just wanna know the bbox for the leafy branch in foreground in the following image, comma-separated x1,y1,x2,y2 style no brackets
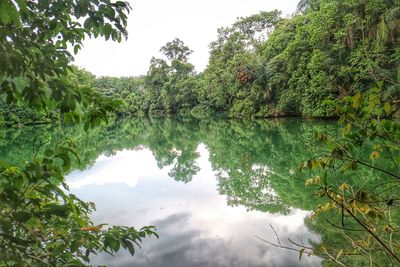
0,140,157,266
0,0,131,125
0,1,158,265
256,83,400,266
256,224,347,266
300,82,400,265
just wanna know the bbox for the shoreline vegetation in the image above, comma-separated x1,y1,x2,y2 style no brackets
0,104,340,128
0,0,399,266
2,0,399,126
1,110,338,127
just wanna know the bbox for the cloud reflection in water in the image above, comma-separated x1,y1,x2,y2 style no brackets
67,145,321,267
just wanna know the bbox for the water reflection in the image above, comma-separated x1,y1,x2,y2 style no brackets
68,149,164,189
67,145,321,266
0,118,336,266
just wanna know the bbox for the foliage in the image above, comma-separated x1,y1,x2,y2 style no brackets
142,38,198,116
0,0,130,126
7,0,397,120
92,0,399,119
94,75,146,115
255,0,399,117
0,1,158,266
0,66,98,126
299,84,400,265
197,11,282,117
0,141,157,265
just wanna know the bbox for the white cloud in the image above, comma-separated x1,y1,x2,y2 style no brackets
66,149,170,189
68,144,321,266
73,0,299,77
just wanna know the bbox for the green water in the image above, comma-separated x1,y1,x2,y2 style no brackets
0,117,339,266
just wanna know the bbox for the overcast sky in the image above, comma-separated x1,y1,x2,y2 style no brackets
73,0,299,77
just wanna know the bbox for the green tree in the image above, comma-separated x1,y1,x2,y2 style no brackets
88,0,399,120
160,38,193,62
0,0,131,125
143,39,197,115
199,11,282,117
0,1,157,266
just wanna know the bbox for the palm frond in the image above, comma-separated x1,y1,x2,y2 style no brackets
377,17,389,44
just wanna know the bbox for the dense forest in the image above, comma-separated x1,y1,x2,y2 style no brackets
91,0,400,118
1,0,400,266
3,0,399,125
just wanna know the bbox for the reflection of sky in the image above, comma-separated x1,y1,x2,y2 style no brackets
66,145,322,267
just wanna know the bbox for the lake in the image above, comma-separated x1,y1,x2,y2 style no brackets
0,117,337,266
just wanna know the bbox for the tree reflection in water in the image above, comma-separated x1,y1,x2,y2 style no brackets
1,117,385,265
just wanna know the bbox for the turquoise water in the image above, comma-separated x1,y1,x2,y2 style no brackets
0,118,333,266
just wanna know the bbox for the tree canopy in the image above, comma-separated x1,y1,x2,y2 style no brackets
80,0,400,119
0,1,157,266
0,0,131,125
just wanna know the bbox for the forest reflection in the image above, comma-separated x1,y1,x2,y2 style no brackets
0,117,333,213
1,117,363,266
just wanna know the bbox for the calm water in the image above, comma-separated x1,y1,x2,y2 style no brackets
0,117,336,266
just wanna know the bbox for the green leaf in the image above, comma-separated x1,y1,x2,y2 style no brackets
0,1,12,24
44,204,71,217
352,92,362,109
114,1,127,7
73,44,80,55
126,241,135,255
0,0,22,27
84,18,93,29
102,24,112,41
70,240,80,253
384,102,391,115
105,236,120,252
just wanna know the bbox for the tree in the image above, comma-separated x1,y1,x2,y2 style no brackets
143,39,196,115
0,1,157,266
90,0,399,120
160,38,193,62
0,0,130,125
199,11,282,117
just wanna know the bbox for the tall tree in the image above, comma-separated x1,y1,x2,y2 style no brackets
144,39,196,115
160,38,193,62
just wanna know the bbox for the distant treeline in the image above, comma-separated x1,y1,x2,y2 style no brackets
2,0,399,124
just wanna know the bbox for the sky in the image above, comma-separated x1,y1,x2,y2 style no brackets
73,0,299,77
